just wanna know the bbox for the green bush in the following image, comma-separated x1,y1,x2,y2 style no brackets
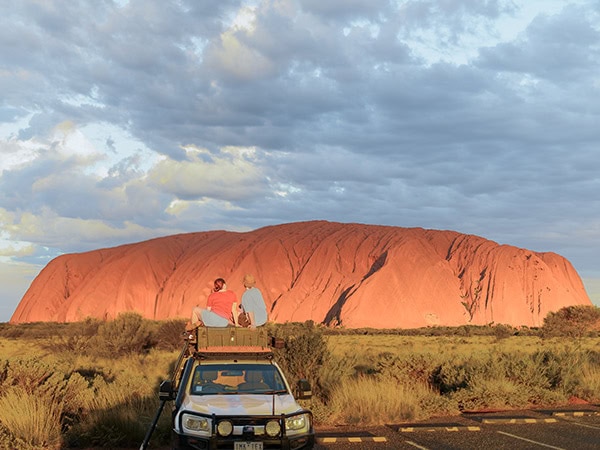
430,359,475,394
269,321,332,401
40,316,184,356
542,305,600,338
493,324,516,340
153,319,188,351
375,353,438,385
91,312,154,358
42,317,101,354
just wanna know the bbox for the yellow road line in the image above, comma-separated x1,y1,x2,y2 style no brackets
316,436,388,443
399,426,480,432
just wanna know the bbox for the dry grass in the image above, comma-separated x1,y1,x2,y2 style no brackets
0,340,177,449
328,376,439,425
326,334,600,359
0,387,64,449
319,334,600,424
0,323,599,447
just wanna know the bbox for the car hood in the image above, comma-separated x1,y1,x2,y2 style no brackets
181,393,302,416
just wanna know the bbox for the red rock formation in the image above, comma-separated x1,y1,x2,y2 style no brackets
10,221,592,328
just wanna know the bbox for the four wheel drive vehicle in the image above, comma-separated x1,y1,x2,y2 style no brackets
143,327,315,450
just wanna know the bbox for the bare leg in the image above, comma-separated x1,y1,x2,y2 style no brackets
186,307,205,331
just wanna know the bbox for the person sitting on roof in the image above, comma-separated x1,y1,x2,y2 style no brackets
187,278,238,331
238,274,268,328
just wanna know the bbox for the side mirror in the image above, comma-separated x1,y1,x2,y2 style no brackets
159,380,175,401
295,379,312,400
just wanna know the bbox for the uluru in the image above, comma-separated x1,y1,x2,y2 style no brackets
10,221,591,328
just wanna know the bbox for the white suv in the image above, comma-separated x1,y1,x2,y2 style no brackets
157,328,315,450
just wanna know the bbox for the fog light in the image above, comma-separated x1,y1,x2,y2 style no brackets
217,420,233,437
265,419,280,437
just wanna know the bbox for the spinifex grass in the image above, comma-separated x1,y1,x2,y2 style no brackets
0,340,177,449
0,319,599,447
328,375,439,424
0,387,64,450
321,334,600,424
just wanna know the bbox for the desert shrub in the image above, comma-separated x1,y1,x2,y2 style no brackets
269,321,332,401
375,353,438,385
514,325,539,336
430,359,479,394
428,349,600,409
527,349,594,395
42,317,185,355
42,318,102,354
0,322,25,338
324,324,531,337
531,348,600,399
449,376,541,411
494,352,550,391
460,353,568,408
0,357,53,395
91,312,153,357
65,358,172,448
493,324,516,340
542,305,600,338
0,322,73,340
153,319,188,351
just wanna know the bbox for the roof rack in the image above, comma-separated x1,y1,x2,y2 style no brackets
186,327,283,354
195,347,274,360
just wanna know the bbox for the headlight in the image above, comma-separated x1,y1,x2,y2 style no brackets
265,419,281,437
217,420,233,437
286,413,308,432
182,413,210,436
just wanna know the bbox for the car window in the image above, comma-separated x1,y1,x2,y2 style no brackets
191,364,287,395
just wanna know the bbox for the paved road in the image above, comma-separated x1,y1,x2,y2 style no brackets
314,406,600,449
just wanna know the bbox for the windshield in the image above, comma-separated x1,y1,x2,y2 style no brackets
191,363,288,395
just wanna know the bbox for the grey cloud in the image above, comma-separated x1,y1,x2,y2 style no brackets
0,149,171,229
299,0,393,22
476,5,600,81
0,0,599,316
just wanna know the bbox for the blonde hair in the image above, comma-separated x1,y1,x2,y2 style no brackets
243,274,256,288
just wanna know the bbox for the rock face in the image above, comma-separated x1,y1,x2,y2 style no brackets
10,221,592,328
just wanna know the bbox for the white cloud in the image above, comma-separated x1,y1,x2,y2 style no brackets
148,145,267,201
0,206,173,252
0,241,35,258
0,0,599,321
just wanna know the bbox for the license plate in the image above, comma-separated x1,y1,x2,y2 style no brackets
234,442,263,450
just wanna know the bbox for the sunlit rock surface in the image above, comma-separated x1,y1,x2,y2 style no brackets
11,221,591,328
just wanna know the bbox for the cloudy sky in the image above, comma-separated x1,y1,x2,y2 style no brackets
1,0,599,322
